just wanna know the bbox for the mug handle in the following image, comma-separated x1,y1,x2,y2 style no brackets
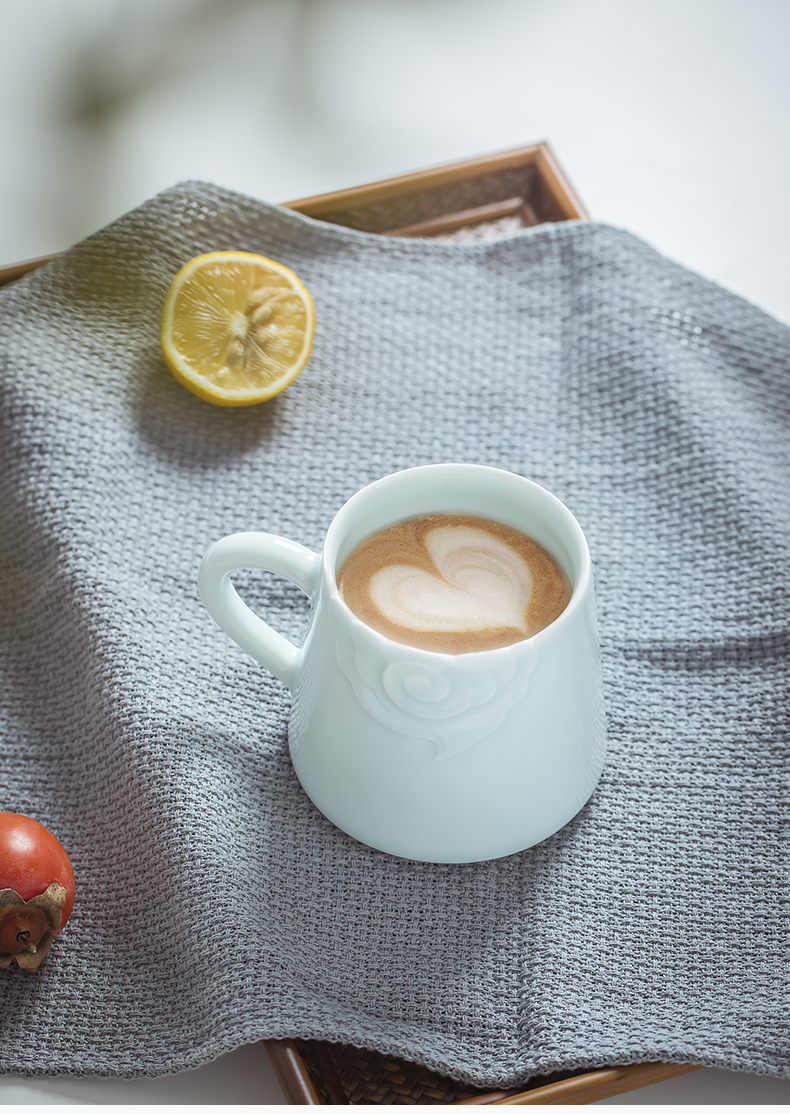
198,532,321,691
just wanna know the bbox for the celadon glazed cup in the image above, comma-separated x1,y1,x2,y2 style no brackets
198,464,606,863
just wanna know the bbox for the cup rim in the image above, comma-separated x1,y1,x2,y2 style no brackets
321,463,592,658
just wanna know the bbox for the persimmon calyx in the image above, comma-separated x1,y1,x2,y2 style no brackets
0,884,68,970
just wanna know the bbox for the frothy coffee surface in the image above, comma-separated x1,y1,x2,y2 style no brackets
337,513,571,653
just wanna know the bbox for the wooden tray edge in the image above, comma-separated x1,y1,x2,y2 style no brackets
282,141,588,222
486,1061,703,1106
0,251,60,288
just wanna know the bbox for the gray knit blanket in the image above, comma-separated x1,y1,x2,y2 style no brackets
0,182,788,1086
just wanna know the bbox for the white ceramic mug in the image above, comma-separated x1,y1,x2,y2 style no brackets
198,464,606,862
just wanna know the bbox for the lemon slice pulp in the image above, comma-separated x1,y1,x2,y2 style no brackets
160,250,315,406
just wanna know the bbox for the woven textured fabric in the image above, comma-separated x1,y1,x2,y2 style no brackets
0,183,788,1086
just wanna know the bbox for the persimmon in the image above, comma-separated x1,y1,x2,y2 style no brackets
0,812,75,970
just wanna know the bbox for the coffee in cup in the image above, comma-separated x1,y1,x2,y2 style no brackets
337,513,571,654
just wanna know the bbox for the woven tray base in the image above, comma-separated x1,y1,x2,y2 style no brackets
295,1040,578,1105
298,1040,493,1104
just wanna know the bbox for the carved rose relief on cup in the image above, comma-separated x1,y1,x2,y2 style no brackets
332,601,539,761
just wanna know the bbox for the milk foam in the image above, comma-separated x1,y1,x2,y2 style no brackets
337,512,571,653
368,525,533,633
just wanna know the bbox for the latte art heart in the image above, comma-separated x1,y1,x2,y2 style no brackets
369,527,533,633
337,512,571,654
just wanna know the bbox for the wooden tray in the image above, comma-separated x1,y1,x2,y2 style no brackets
263,1039,701,1105
0,143,700,1103
0,142,586,288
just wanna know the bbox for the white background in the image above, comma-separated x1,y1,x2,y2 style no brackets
1,0,789,1104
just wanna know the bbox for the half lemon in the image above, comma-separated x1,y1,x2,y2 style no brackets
160,250,315,406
